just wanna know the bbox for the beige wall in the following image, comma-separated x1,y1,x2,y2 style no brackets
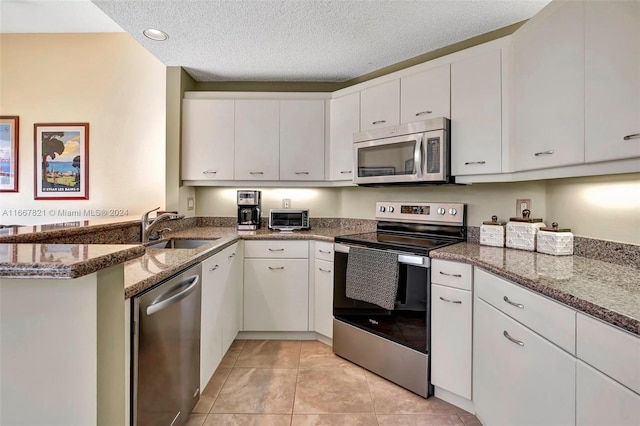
0,33,166,225
196,173,640,245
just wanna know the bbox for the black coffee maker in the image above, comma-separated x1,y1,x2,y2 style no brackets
237,190,261,230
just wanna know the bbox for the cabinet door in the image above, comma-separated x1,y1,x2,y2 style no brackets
234,100,279,180
200,250,231,390
511,1,585,171
585,0,640,162
576,360,640,426
400,64,450,123
473,298,575,426
182,99,234,180
329,92,360,181
431,284,471,399
221,243,242,353
244,258,309,331
314,259,333,338
280,100,325,180
451,50,503,175
360,80,400,131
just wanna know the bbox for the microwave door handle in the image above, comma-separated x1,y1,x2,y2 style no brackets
414,134,424,180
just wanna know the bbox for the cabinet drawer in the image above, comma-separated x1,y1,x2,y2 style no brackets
431,259,472,290
314,242,334,261
475,268,576,354
577,313,640,394
244,240,309,258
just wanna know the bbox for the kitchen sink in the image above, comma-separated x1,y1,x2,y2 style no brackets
146,239,215,249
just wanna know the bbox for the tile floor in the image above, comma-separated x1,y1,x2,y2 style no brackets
188,340,481,426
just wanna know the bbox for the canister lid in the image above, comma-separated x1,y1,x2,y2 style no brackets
482,215,505,225
509,209,543,223
540,222,572,232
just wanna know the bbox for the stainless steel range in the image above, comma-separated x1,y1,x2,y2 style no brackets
333,201,466,398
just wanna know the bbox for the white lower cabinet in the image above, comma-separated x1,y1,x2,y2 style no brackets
221,242,243,353
576,360,640,426
473,297,576,426
314,258,333,338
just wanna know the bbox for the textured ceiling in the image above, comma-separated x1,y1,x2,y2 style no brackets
2,0,551,82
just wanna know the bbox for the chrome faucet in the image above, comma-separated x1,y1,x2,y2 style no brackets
141,207,183,242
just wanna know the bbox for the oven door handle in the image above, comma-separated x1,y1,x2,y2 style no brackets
398,254,429,268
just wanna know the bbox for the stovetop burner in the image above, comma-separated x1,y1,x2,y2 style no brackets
335,231,457,256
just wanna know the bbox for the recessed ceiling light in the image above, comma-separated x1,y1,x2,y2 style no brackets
143,29,168,41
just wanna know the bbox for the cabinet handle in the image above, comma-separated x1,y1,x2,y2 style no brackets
209,265,220,271
268,248,284,252
249,171,264,175
319,249,332,254
415,110,432,116
464,161,486,165
203,170,217,175
319,268,332,273
295,171,309,175
268,266,285,270
439,271,462,278
372,120,386,125
228,253,236,259
340,170,352,174
534,150,554,156
503,330,524,346
503,296,524,309
439,296,462,304
623,133,640,140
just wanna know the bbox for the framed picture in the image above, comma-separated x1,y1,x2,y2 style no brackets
34,123,89,200
0,116,19,192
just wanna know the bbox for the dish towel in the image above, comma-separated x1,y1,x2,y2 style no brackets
346,246,399,310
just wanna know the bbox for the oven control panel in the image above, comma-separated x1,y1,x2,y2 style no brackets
375,202,465,226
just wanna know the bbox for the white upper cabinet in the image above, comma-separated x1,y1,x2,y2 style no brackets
279,100,325,181
234,100,280,180
400,64,451,123
329,92,360,181
511,1,585,171
360,80,400,131
451,49,503,176
585,0,640,162
182,99,235,180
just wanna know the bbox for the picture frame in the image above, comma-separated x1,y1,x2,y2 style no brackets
34,123,89,200
0,116,19,192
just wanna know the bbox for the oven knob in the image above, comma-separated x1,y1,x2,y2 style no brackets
449,208,457,215
388,206,395,213
437,207,446,215
379,206,386,213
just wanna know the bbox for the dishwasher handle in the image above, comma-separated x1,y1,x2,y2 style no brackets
146,275,200,316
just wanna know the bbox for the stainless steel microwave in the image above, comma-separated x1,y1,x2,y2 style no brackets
268,209,310,231
353,118,451,185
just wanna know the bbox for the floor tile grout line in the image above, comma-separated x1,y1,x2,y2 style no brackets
363,368,381,425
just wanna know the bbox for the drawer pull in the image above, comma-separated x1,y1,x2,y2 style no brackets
268,248,285,252
319,268,332,273
295,171,309,175
439,271,462,278
415,110,433,116
228,253,236,259
340,171,352,174
203,170,217,175
503,330,524,346
534,150,554,156
503,296,524,309
209,265,220,271
623,133,639,140
464,161,486,165
249,171,264,175
268,266,285,270
318,249,332,254
372,120,386,125
439,296,462,304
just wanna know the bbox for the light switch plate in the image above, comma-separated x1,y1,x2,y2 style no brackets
516,199,531,216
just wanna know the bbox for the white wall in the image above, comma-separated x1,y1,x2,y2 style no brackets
195,173,640,245
0,33,166,225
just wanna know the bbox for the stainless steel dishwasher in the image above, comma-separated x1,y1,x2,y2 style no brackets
132,263,202,426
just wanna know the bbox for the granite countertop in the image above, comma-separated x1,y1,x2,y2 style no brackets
0,243,145,279
431,243,640,336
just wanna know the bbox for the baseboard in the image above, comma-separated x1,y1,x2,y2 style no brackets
236,331,318,340
434,386,475,414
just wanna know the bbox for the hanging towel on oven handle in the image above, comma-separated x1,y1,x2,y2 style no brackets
345,246,399,310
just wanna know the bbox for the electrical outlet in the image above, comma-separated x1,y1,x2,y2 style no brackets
516,199,531,217
282,198,291,208
187,197,195,211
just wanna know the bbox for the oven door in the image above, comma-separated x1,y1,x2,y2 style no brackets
333,243,431,353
